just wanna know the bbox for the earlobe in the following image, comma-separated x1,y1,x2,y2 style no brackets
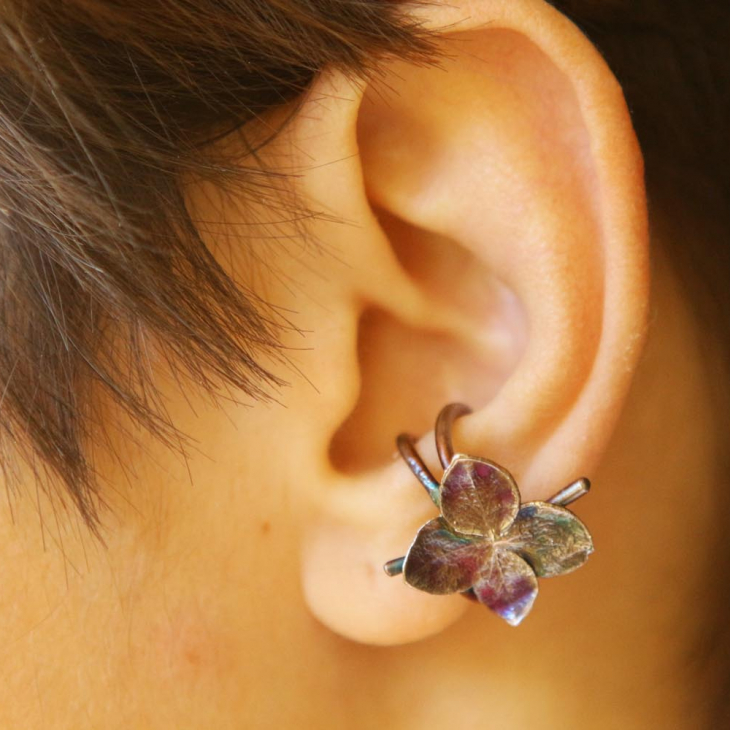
297,0,649,645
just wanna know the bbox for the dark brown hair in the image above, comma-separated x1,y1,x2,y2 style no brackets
0,0,440,537
0,0,728,718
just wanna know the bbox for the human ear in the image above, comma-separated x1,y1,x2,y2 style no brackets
294,0,650,645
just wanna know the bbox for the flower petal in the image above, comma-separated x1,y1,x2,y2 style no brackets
505,501,594,577
403,517,490,595
472,548,538,626
440,456,520,537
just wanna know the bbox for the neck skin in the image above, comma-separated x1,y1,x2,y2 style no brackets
0,217,719,728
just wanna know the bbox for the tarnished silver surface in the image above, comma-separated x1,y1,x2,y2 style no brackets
440,456,519,538
472,548,538,627
385,403,595,626
404,516,489,594
505,501,593,578
398,453,594,625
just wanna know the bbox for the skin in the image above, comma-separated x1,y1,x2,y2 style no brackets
0,1,721,727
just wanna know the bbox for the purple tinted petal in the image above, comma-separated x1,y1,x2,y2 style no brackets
440,457,520,537
505,502,594,577
472,548,538,626
403,517,490,595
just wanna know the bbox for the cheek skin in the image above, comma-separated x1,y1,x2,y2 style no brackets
127,590,243,724
147,603,223,682
90,351,318,721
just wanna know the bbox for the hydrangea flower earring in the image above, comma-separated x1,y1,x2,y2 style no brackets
383,403,594,626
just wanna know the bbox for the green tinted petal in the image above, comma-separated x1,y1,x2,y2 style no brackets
403,517,489,595
505,502,594,577
440,456,520,537
472,548,538,626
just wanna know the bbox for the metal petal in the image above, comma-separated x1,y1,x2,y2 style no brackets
440,456,520,538
472,548,538,626
403,517,490,595
504,501,594,577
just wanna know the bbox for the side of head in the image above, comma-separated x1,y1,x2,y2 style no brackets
0,1,727,728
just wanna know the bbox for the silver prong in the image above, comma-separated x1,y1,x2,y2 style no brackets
548,478,591,507
383,557,405,577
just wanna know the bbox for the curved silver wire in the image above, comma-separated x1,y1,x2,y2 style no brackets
434,402,473,469
396,433,440,507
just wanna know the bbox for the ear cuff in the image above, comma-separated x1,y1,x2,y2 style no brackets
383,403,594,626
